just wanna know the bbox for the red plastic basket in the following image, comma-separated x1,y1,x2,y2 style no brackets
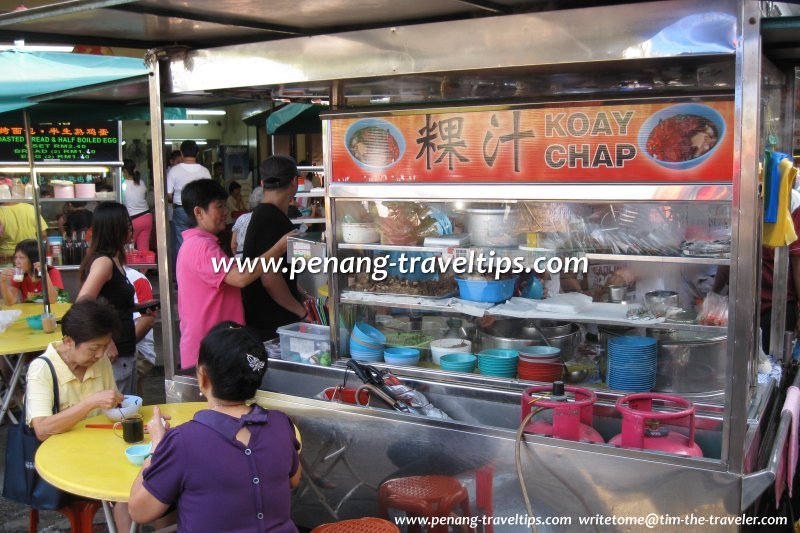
126,250,156,265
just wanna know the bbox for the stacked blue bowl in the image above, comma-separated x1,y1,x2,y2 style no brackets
477,349,519,378
349,322,386,362
607,336,657,392
439,353,477,373
384,347,420,366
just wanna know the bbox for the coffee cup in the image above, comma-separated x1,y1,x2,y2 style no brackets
113,414,144,443
12,267,24,283
41,312,57,334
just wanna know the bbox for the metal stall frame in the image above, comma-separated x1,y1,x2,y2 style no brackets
148,0,790,526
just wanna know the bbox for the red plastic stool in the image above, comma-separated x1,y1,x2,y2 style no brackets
29,500,102,533
311,517,400,532
379,475,473,533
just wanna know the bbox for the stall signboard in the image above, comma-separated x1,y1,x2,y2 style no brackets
0,122,120,162
330,100,734,183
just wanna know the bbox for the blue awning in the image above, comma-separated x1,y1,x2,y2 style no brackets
0,50,148,113
266,103,324,135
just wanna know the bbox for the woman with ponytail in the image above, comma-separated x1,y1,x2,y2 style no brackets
122,158,152,254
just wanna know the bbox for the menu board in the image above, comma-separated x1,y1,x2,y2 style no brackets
0,122,120,162
329,99,734,184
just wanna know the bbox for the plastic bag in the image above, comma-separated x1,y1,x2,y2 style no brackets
697,291,728,326
372,202,440,246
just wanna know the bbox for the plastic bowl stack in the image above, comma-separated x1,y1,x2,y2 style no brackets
477,349,519,378
349,322,386,362
517,346,563,382
430,338,472,365
439,353,477,373
383,347,420,366
607,336,657,392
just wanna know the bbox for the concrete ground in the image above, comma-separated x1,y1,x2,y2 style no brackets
0,365,167,532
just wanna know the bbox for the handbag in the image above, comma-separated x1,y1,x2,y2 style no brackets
2,356,70,510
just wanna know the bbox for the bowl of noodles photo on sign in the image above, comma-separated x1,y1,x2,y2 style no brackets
638,103,726,170
345,118,406,171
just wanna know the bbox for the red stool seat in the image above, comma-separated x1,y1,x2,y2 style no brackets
311,517,400,532
379,475,472,533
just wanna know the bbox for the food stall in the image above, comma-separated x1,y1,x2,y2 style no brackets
139,0,796,529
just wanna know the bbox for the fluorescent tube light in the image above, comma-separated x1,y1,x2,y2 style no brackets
0,166,109,173
186,109,226,116
164,119,208,125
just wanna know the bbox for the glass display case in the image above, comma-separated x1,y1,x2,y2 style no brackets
332,198,731,400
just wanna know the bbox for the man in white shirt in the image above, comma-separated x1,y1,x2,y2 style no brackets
166,140,211,251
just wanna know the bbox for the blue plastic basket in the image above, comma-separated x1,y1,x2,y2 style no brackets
455,276,517,303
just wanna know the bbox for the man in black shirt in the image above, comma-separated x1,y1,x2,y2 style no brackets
242,155,308,340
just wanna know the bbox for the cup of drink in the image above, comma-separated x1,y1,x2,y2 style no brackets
12,268,24,283
41,313,57,334
114,414,145,443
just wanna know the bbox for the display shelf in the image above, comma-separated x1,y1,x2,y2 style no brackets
39,197,106,203
0,198,32,203
55,263,156,271
583,253,730,266
338,244,730,266
291,217,326,224
340,291,727,334
295,189,325,198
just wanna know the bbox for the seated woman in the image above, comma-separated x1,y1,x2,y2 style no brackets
1,239,64,306
25,299,123,441
129,322,302,532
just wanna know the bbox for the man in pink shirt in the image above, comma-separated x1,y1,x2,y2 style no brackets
177,179,290,369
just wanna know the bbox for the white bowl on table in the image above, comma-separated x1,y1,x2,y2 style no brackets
430,338,472,365
102,395,142,422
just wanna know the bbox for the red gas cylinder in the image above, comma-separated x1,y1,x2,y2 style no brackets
609,393,703,457
521,381,605,443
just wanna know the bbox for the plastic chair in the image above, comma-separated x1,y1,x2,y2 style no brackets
311,517,400,532
378,475,472,533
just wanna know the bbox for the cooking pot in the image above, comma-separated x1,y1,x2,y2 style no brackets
465,206,519,247
645,329,727,394
478,318,581,360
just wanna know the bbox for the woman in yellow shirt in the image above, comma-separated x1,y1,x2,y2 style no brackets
25,299,123,442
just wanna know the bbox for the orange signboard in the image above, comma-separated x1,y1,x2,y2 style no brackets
329,100,734,183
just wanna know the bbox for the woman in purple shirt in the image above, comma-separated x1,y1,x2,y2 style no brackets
128,322,302,531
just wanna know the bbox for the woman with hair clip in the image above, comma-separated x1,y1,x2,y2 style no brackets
129,321,302,532
0,239,63,305
122,158,152,254
78,202,145,395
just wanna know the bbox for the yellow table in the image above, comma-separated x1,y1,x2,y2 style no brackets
36,402,206,533
0,303,70,424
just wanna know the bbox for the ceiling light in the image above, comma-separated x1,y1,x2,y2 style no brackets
165,139,207,145
0,166,109,173
186,109,226,116
163,119,208,125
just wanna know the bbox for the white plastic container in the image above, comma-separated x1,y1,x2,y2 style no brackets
74,183,96,198
277,322,331,364
53,182,75,199
430,338,472,365
341,222,380,244
465,206,519,246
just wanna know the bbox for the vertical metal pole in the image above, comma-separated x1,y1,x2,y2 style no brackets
326,80,343,359
726,0,761,476
22,110,49,315
145,50,176,381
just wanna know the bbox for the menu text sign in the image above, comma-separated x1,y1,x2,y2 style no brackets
0,122,120,162
329,100,734,183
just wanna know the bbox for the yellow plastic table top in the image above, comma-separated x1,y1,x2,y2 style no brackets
0,303,71,356
35,402,207,503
